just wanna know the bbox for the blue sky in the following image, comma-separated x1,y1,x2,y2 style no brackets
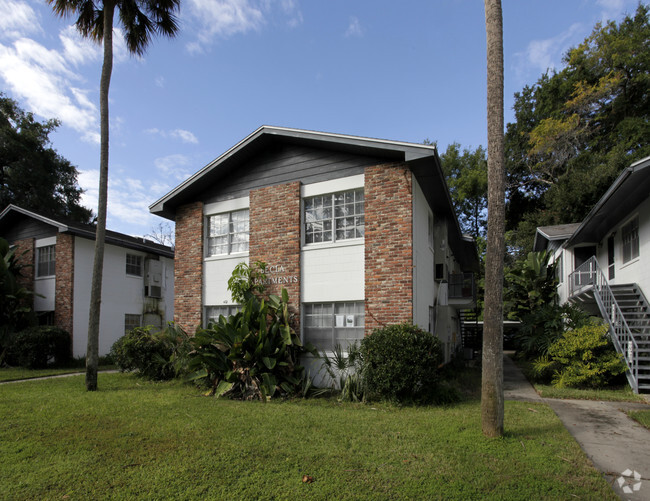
0,0,642,238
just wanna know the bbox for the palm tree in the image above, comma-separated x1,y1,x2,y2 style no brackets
481,0,506,437
47,0,181,390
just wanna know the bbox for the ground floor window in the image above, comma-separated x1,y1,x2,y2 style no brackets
124,314,142,334
204,305,241,327
303,301,364,351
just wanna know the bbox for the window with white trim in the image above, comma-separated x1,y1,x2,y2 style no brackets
303,302,365,351
304,189,364,244
622,217,639,264
204,305,241,327
207,209,250,256
36,245,56,277
124,314,142,334
126,253,143,276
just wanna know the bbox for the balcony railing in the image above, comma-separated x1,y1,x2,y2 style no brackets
449,272,475,299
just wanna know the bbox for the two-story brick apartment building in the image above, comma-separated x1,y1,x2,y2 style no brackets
150,126,478,362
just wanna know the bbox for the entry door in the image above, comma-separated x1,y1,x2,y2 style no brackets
574,246,597,287
607,236,615,280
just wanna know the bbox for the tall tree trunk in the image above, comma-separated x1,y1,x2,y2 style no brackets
86,1,115,391
481,0,505,437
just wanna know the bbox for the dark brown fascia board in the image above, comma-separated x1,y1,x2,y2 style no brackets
149,125,437,220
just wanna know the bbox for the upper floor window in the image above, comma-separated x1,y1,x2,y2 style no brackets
126,254,143,276
207,209,250,256
622,217,639,264
36,245,56,277
304,189,364,244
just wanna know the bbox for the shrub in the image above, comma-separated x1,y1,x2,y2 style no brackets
359,323,443,403
185,289,315,400
533,323,627,389
5,326,71,369
320,343,365,402
111,324,188,380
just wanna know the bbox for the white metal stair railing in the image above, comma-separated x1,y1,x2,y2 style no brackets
568,256,639,393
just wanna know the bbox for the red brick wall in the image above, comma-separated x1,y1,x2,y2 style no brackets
12,238,34,290
54,233,74,336
249,182,301,318
174,202,204,331
364,163,413,334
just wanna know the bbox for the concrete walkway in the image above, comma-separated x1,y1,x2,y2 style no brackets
504,354,650,500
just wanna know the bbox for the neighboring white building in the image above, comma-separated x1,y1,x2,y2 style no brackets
534,156,650,393
0,205,175,358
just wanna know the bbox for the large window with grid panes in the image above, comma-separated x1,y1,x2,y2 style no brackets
36,245,56,277
303,302,364,351
207,209,250,256
304,189,364,244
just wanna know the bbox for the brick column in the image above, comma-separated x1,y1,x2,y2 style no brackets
249,182,301,319
364,163,413,334
174,202,203,331
54,233,75,337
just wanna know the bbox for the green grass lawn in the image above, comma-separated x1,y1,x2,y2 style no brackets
627,409,650,429
0,366,115,382
0,373,616,500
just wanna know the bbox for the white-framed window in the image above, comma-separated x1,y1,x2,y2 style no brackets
622,216,639,264
204,305,241,327
555,253,564,284
126,254,143,276
428,212,434,248
124,314,142,334
303,302,365,351
207,209,250,256
36,245,56,277
304,189,364,244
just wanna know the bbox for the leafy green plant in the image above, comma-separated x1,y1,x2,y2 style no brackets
320,343,365,402
110,324,189,380
505,250,558,319
359,323,443,403
186,289,315,400
227,260,266,304
4,326,71,369
533,324,627,389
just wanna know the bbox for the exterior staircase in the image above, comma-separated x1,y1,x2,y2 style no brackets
569,257,650,393
610,284,650,392
459,308,481,358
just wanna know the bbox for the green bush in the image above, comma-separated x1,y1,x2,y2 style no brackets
111,324,188,380
533,324,627,389
5,326,71,369
185,289,314,400
359,323,443,403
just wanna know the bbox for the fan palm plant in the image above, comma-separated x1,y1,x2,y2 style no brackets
47,0,181,390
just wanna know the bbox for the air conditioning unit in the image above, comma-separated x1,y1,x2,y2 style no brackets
145,259,163,298
435,263,448,282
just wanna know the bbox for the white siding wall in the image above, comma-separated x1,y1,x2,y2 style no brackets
33,236,56,312
72,238,173,358
204,256,248,305
412,177,435,331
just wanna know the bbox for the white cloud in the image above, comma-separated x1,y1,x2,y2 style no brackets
59,25,100,66
345,16,363,38
280,0,303,28
145,127,199,144
185,0,264,52
154,154,193,182
154,75,165,88
0,0,41,39
512,23,583,83
0,37,99,142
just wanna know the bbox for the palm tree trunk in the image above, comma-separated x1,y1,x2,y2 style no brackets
86,0,115,391
481,0,505,437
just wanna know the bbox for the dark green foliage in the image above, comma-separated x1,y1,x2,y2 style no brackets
320,343,365,402
359,323,443,403
0,94,92,223
505,250,558,319
111,324,189,380
5,326,71,369
0,237,36,364
185,289,313,400
533,324,627,389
